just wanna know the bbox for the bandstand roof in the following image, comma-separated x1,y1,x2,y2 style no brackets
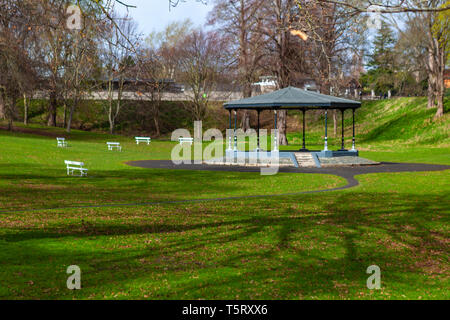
224,86,361,110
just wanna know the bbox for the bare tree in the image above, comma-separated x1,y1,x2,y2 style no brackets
0,36,36,130
0,0,38,130
35,0,75,127
257,0,301,145
208,0,266,131
320,0,450,14
387,0,449,118
65,10,101,133
176,30,231,121
146,18,194,51
136,50,171,137
295,1,368,134
101,12,138,134
139,20,196,136
323,0,449,118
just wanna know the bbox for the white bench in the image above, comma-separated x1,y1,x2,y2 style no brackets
179,137,194,145
107,142,122,151
65,160,88,177
135,137,151,145
57,137,67,147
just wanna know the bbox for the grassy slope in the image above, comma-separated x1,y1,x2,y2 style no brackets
0,97,449,300
299,96,450,147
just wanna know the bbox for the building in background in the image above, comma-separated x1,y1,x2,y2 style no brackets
445,69,450,89
252,76,278,94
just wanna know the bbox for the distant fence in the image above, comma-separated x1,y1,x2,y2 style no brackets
33,90,244,102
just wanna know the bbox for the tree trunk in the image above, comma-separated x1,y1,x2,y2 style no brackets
66,98,76,133
0,92,5,120
238,0,252,133
7,116,13,131
277,110,288,145
23,93,28,125
435,93,444,118
108,95,114,135
435,68,445,118
110,78,124,134
240,83,252,131
0,90,13,130
47,91,57,127
6,96,16,131
67,35,80,133
434,40,446,119
153,116,160,137
333,110,337,137
427,83,435,109
63,100,67,128
240,111,251,131
109,119,115,134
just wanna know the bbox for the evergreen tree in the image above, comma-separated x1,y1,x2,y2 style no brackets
368,21,396,70
362,21,397,95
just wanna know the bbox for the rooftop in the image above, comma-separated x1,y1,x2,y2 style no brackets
224,86,361,110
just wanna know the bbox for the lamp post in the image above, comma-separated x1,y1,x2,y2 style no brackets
274,110,278,152
234,110,237,151
340,109,347,151
300,108,307,152
256,110,261,152
352,108,356,151
228,110,232,151
324,110,328,151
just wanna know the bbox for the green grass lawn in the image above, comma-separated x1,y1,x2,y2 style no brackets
0,128,343,212
0,97,449,300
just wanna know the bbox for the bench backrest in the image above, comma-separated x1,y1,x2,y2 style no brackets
107,142,121,145
57,137,66,141
179,137,193,141
65,160,84,167
135,137,151,140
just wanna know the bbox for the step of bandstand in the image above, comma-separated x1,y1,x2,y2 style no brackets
294,152,317,168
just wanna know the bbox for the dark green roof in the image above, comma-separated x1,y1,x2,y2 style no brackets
224,86,361,110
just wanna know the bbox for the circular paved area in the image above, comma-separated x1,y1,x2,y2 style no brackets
128,160,450,192
3,161,448,214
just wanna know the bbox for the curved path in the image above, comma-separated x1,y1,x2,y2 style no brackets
2,161,448,214
129,160,450,194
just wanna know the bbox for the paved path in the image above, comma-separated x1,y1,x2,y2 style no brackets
2,161,448,214
128,160,450,192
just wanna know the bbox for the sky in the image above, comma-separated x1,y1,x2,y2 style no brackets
116,0,212,36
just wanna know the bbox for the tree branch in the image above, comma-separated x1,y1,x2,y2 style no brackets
319,0,450,14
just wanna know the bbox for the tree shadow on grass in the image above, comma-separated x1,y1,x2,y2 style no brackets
0,189,448,299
